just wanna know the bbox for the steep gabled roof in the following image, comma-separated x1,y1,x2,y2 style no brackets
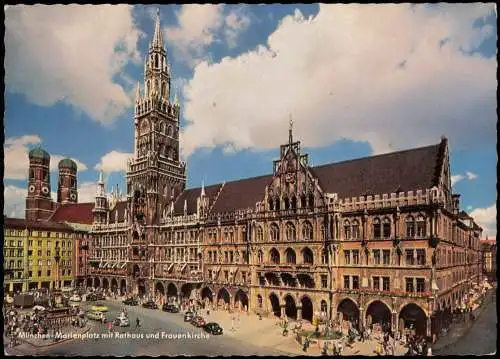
49,202,94,225
311,143,441,199
175,141,444,216
172,183,223,215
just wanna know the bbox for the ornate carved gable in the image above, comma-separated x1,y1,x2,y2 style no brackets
265,126,325,209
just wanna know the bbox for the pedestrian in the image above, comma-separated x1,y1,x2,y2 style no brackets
427,347,432,356
136,317,141,328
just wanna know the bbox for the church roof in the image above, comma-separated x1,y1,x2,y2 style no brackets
50,203,94,224
58,158,78,171
175,140,445,216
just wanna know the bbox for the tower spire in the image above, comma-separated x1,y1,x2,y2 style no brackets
289,113,294,145
135,82,141,102
152,8,164,49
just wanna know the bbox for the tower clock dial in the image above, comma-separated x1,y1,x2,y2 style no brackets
29,185,35,193
42,186,49,194
70,193,77,200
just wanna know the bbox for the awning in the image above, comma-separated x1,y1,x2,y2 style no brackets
98,261,103,268
167,263,174,272
111,262,117,269
120,262,127,269
232,267,239,279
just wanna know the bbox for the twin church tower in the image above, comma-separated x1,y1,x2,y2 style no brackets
25,10,186,225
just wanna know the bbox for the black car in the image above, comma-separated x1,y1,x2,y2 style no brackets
184,311,194,322
86,294,98,302
95,293,106,300
203,322,223,335
162,304,179,313
142,301,158,309
123,298,138,306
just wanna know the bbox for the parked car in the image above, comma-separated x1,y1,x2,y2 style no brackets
142,301,158,309
123,298,138,306
162,304,179,313
191,316,206,327
91,303,109,312
113,316,130,327
86,294,98,302
184,311,194,322
203,322,223,335
87,311,106,322
95,292,106,300
69,294,81,302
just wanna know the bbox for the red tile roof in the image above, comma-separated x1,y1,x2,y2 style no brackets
49,202,95,225
4,217,73,232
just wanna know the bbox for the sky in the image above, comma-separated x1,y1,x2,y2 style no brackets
4,4,497,238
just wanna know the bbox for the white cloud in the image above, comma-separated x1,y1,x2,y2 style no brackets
94,150,133,173
4,135,88,180
4,185,27,218
165,5,251,67
451,174,464,186
78,181,98,203
469,204,496,238
180,4,496,157
5,5,142,124
465,171,478,180
224,8,251,48
451,171,479,186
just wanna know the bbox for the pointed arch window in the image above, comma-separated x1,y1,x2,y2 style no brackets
285,248,296,264
321,224,327,241
308,193,314,208
268,198,274,211
269,223,280,242
302,247,314,265
382,217,391,238
373,217,381,239
275,198,281,211
284,197,290,210
291,196,297,210
321,248,329,264
406,216,415,237
256,226,263,242
270,248,280,264
161,82,166,97
302,221,313,240
416,215,426,237
257,250,263,264
146,80,150,96
351,220,360,239
154,54,159,68
301,195,307,208
285,222,296,241
344,220,351,240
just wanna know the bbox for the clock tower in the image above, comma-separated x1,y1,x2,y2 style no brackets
127,9,187,227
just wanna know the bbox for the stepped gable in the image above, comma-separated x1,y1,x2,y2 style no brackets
49,202,95,225
172,183,223,215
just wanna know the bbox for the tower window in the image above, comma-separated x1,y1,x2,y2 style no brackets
155,54,159,68
29,169,34,180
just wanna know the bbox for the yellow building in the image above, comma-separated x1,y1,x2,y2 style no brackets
4,217,75,293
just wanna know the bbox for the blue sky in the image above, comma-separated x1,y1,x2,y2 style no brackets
4,4,497,237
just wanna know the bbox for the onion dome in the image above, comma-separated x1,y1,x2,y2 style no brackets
28,147,50,160
58,158,77,171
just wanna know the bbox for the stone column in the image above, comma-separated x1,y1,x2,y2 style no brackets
280,304,286,318
297,307,302,321
359,307,365,329
392,311,398,333
426,316,432,338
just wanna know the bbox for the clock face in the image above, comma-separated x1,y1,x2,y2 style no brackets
140,119,150,135
42,186,49,194
29,185,36,193
70,193,77,200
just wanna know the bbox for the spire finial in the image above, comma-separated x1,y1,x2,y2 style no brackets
98,170,103,184
152,7,164,49
201,180,205,197
289,113,294,145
